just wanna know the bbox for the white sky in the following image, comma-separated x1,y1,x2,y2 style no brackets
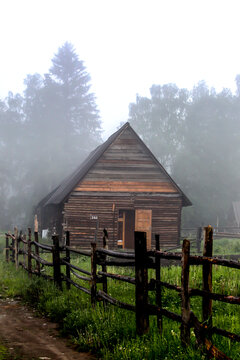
1,0,240,138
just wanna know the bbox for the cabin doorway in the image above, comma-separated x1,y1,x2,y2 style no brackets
135,209,152,249
117,210,135,249
117,209,152,249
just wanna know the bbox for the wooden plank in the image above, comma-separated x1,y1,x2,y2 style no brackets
27,228,32,278
75,181,177,193
5,234,9,262
34,231,40,275
14,227,18,269
65,231,71,289
181,239,190,346
102,230,108,301
155,234,162,333
135,231,149,335
77,180,170,186
98,159,154,165
202,226,213,337
91,242,97,307
52,235,62,290
135,210,152,249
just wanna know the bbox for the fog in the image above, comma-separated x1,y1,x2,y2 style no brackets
1,42,240,230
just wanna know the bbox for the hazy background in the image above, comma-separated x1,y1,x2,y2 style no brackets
1,0,240,229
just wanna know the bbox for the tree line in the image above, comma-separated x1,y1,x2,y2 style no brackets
0,42,101,228
1,42,240,229
129,81,240,226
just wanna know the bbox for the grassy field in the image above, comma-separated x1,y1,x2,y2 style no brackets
213,237,240,255
0,233,239,359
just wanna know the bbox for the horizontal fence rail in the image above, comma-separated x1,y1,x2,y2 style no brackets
4,226,239,360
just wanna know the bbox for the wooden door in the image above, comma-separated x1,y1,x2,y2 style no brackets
117,210,135,249
135,209,152,249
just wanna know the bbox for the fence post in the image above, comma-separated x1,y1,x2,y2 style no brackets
196,227,202,253
181,239,191,346
102,229,108,298
34,231,40,275
14,227,18,268
27,228,32,277
135,231,149,335
23,233,27,267
65,231,71,289
18,230,22,266
11,233,15,263
52,235,62,290
5,234,9,262
91,242,97,307
155,234,162,333
202,225,213,337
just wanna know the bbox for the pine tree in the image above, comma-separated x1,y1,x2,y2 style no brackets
49,42,101,152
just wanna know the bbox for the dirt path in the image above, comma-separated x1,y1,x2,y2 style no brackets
0,298,95,360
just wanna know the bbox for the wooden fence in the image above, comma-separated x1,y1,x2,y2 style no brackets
179,226,240,258
4,226,240,360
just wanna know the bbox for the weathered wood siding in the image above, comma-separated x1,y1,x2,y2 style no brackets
74,128,177,193
63,127,183,248
64,193,182,248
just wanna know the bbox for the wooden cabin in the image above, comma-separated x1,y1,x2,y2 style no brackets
36,122,191,249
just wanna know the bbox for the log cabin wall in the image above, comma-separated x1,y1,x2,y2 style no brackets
63,127,183,248
64,193,182,248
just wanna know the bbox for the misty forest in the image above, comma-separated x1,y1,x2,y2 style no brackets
1,41,240,230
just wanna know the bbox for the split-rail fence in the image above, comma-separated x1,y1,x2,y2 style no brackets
4,226,240,360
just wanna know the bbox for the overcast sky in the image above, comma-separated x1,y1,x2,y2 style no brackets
1,0,240,138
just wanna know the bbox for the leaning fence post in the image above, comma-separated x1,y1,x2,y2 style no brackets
52,235,62,290
65,231,71,290
135,231,149,335
91,242,97,307
27,228,32,277
102,229,108,298
202,225,213,337
181,239,191,346
5,234,9,262
14,227,18,268
155,234,162,333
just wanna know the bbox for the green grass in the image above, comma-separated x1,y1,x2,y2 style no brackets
213,237,240,255
0,344,8,360
0,233,239,359
169,236,240,256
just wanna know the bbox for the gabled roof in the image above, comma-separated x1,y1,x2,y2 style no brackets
41,122,191,207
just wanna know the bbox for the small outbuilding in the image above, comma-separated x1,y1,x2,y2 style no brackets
37,122,191,249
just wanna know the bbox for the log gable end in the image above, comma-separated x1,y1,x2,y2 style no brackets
74,128,178,194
